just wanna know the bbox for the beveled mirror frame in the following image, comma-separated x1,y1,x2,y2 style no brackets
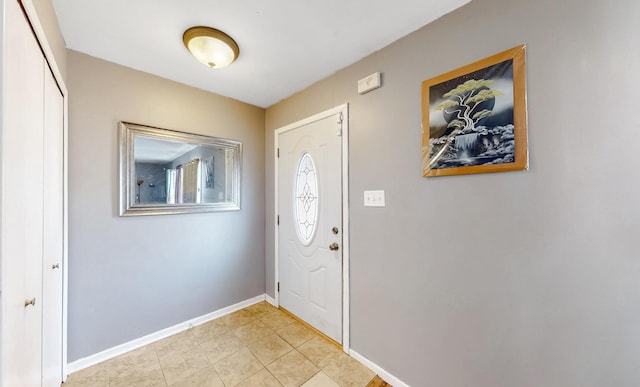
119,121,242,216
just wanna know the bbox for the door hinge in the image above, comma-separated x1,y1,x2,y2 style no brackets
277,148,280,158
277,215,279,225
277,282,280,292
337,113,343,136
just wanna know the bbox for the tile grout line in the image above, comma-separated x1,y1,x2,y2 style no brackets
212,304,284,386
278,306,343,350
151,344,169,387
244,304,317,386
248,303,344,386
244,305,292,386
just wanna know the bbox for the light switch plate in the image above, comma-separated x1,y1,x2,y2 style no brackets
364,190,385,207
357,72,381,94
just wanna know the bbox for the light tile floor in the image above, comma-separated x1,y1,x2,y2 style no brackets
64,302,381,387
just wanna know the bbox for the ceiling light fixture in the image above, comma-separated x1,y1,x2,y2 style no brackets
183,26,239,69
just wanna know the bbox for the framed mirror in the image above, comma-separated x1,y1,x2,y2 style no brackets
119,122,242,216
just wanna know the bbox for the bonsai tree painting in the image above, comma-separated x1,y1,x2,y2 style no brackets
427,59,517,170
437,79,502,139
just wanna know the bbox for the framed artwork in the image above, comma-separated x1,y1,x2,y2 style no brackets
422,45,528,177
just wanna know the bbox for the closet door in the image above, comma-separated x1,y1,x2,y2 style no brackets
2,0,45,384
42,66,64,386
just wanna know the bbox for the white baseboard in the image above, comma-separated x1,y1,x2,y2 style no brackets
349,349,410,387
265,294,276,307
67,294,266,374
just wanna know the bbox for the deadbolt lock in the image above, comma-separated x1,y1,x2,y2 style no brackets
332,227,339,235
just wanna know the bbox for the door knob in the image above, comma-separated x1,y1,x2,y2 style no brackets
52,263,60,269
329,243,339,251
24,298,36,308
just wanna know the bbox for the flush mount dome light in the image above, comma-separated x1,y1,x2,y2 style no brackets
183,26,239,69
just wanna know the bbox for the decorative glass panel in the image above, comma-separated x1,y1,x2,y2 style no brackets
295,153,318,245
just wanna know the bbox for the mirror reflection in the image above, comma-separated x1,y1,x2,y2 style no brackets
134,136,232,204
119,122,242,216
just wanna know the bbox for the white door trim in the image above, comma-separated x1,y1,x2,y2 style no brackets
274,104,350,353
18,0,70,380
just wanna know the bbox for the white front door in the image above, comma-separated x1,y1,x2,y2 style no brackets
277,107,345,343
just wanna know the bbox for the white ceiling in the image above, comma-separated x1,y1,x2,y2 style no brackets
52,0,470,108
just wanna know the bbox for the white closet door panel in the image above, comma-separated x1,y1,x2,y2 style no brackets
2,0,45,385
42,67,64,387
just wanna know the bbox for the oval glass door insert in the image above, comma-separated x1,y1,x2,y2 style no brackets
295,152,318,245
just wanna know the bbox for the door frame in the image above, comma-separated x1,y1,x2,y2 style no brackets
274,104,350,353
17,0,70,380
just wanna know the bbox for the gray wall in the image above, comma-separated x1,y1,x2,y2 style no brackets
265,0,640,386
67,50,265,361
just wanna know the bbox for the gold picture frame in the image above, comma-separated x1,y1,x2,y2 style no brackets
422,45,528,177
